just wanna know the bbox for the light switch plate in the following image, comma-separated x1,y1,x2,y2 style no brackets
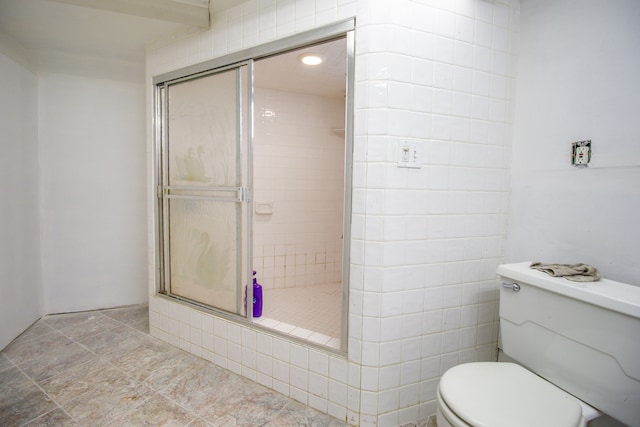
397,140,422,169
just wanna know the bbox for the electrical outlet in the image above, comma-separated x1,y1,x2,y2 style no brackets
572,140,591,167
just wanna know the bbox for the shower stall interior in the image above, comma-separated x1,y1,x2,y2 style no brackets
154,24,354,352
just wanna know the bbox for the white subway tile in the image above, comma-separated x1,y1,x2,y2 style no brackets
291,364,309,390
309,370,329,398
362,317,381,341
400,359,421,386
454,40,474,67
328,355,348,382
360,390,379,416
380,316,403,342
399,406,420,426
476,1,493,23
359,286,381,315
361,366,379,391
434,36,455,63
400,336,422,362
433,9,456,38
290,344,309,369
399,383,420,407
410,30,435,60
379,410,399,427
411,58,434,86
459,326,477,349
378,388,400,413
455,15,475,43
309,393,329,413
493,3,510,28
420,378,439,404
388,109,412,135
492,50,509,75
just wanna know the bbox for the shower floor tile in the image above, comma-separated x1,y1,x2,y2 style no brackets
0,305,346,427
257,283,342,348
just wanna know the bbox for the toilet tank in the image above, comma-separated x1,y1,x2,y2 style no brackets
497,262,640,427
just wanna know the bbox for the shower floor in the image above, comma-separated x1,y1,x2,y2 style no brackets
253,283,342,350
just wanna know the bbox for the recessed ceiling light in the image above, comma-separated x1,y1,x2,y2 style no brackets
299,54,324,66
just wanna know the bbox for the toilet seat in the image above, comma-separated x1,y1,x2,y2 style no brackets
438,362,585,427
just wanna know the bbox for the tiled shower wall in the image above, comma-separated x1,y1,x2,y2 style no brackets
253,88,345,290
147,1,519,426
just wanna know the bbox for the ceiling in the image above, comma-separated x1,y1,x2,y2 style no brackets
0,0,346,97
255,37,347,99
0,0,242,62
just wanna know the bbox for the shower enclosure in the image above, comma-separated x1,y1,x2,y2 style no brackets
154,21,354,351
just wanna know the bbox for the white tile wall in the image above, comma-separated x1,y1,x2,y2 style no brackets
253,87,345,290
147,0,519,425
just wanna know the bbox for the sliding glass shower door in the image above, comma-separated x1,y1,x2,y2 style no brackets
158,63,251,316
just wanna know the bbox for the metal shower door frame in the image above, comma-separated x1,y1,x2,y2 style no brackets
155,60,254,318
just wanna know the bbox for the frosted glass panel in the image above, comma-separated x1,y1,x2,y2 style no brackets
167,70,238,187
168,198,239,313
161,65,247,316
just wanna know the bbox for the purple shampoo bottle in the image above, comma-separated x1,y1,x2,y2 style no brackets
252,270,263,318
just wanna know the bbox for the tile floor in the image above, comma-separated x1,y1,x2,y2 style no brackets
255,283,342,349
0,305,347,426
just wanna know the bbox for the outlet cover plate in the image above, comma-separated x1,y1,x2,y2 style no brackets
572,140,591,167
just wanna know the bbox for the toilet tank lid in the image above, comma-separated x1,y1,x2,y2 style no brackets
439,362,584,427
497,262,640,319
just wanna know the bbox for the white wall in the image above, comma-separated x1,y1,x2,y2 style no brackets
507,0,640,285
147,1,519,425
39,73,148,313
0,46,42,350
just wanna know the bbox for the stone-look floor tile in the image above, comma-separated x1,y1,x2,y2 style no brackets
0,366,35,395
102,305,150,333
199,377,290,426
7,321,55,346
104,338,186,384
2,330,71,366
103,392,195,427
131,316,150,333
143,352,214,393
265,400,347,427
0,354,13,372
102,304,149,325
79,324,154,356
158,362,229,413
58,314,122,341
61,380,155,425
39,359,133,405
19,340,96,383
23,408,79,426
43,311,109,330
1,307,358,427
187,418,214,427
0,383,58,426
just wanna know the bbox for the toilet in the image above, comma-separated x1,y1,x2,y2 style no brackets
437,262,640,427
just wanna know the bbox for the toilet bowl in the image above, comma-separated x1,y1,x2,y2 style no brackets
436,362,587,427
